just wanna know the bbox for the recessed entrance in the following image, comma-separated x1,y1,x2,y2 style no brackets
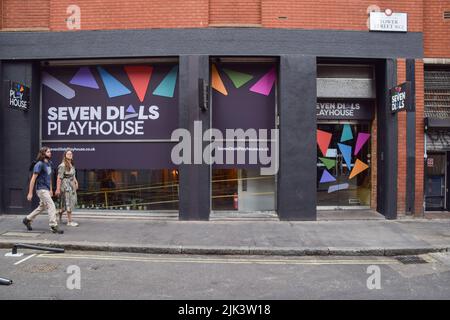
317,121,371,209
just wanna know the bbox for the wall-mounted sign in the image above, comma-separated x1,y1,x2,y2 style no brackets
369,12,408,32
316,100,374,120
41,64,179,169
5,81,30,111
390,82,412,113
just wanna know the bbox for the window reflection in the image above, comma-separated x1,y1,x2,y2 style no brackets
76,169,179,211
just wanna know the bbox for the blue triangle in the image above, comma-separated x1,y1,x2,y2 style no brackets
153,66,178,98
340,124,353,142
126,104,136,113
320,169,336,183
97,67,131,98
337,143,352,170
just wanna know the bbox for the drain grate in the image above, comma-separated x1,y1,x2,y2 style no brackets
396,255,428,264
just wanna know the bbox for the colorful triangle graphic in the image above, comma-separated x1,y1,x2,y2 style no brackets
124,65,153,102
317,130,332,157
42,71,76,99
153,65,178,98
349,159,369,179
337,143,352,171
211,64,228,96
340,124,353,142
70,67,99,89
320,170,336,183
354,133,371,156
319,157,336,170
249,67,276,96
126,104,136,113
97,67,131,98
223,68,253,88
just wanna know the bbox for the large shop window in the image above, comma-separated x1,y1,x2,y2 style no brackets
41,62,179,211
210,60,277,212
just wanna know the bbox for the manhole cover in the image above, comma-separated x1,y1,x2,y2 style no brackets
396,256,428,264
1,231,43,238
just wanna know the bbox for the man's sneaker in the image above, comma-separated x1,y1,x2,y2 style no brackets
50,226,64,234
22,218,32,231
67,221,79,227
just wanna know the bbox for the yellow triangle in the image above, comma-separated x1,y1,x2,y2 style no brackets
211,64,228,96
349,159,369,179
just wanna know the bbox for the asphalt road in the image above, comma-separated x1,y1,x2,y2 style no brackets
1,249,450,300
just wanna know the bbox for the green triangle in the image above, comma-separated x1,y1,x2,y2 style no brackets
223,68,254,88
319,157,336,170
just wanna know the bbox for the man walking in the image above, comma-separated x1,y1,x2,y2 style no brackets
23,147,64,234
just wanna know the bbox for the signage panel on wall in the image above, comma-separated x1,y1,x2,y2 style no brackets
41,64,179,169
5,81,30,111
390,81,412,113
369,12,408,32
316,100,374,120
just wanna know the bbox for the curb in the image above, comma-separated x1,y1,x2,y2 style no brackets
0,240,448,257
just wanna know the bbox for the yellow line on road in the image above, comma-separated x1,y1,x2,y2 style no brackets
37,253,399,266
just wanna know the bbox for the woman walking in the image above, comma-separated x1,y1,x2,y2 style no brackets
55,149,79,227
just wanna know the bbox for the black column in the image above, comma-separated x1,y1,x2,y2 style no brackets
406,59,416,214
376,59,398,219
178,55,211,220
278,55,317,220
0,60,3,214
1,62,40,214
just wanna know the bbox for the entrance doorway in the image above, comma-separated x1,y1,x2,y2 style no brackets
425,152,446,210
317,121,371,209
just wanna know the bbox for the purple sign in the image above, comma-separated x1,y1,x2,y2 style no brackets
211,63,277,169
41,64,178,141
212,63,276,135
47,143,177,170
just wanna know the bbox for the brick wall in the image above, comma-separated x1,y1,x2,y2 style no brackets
47,0,208,31
209,0,261,26
262,0,423,32
397,59,407,214
2,0,50,30
415,59,425,215
424,0,450,58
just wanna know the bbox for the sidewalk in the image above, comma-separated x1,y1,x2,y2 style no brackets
0,213,449,256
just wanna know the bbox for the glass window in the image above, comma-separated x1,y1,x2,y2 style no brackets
212,169,275,211
76,169,179,211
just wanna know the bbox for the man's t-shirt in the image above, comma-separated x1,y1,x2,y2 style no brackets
33,160,52,191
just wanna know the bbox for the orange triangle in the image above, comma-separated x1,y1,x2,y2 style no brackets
349,159,369,179
124,65,153,102
211,64,228,96
317,130,332,157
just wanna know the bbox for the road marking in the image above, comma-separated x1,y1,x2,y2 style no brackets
37,253,400,266
14,254,36,265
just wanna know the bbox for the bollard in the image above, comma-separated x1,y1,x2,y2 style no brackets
12,243,65,255
0,277,13,286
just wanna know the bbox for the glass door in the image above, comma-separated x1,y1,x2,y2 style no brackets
317,122,371,209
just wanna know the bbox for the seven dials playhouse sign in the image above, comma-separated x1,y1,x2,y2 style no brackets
390,81,412,113
5,81,30,111
41,65,179,140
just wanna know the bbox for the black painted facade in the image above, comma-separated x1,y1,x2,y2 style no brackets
0,28,423,220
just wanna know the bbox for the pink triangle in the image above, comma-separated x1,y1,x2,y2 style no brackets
249,67,276,96
354,133,370,155
124,65,153,102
